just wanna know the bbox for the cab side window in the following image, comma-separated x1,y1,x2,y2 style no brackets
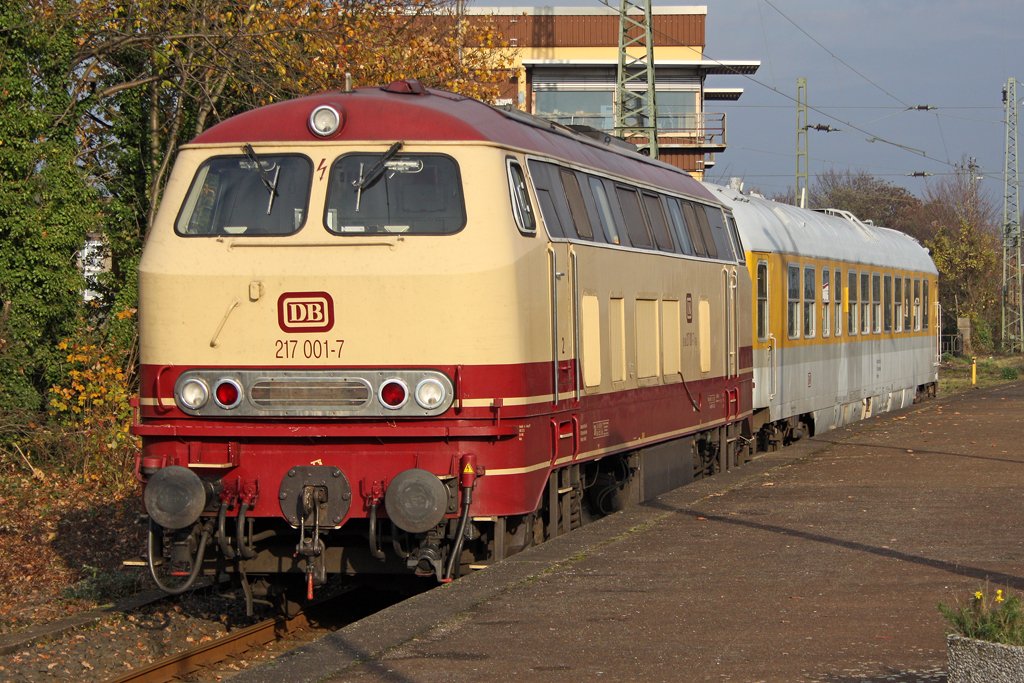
507,159,535,235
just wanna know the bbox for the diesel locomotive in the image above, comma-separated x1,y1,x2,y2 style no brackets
132,80,936,612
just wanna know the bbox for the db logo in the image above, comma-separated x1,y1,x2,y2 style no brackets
278,292,334,333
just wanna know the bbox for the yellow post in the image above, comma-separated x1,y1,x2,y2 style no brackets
971,356,977,386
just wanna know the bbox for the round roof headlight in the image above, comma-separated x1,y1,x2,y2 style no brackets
414,378,446,410
178,378,209,411
309,105,341,137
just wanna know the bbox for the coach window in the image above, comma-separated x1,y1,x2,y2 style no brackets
833,268,842,338
506,160,535,235
872,274,882,333
883,275,893,333
589,177,621,245
665,198,694,255
680,201,708,257
803,266,816,338
756,261,769,341
925,278,933,329
560,169,594,240
904,277,912,331
177,154,313,236
325,153,465,235
894,277,904,332
642,193,675,252
821,268,831,338
860,272,871,334
615,187,653,249
848,271,858,336
788,264,800,339
913,279,921,330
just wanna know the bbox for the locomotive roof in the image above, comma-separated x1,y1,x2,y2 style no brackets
190,80,716,203
705,183,937,274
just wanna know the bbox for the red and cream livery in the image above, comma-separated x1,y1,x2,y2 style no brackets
134,80,752,610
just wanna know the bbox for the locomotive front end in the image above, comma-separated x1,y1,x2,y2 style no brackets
133,86,525,611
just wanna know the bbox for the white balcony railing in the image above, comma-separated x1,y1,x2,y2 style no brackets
537,108,727,148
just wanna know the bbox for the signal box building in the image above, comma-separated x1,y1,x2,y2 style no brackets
466,5,759,177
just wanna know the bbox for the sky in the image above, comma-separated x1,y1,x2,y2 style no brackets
469,0,1023,201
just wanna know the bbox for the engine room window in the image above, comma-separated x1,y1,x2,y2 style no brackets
666,198,694,255
643,193,674,252
325,153,466,235
589,177,621,245
704,206,734,261
175,153,312,236
560,169,594,240
615,186,653,249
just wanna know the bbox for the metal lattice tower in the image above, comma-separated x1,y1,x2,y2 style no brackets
1002,77,1022,352
614,0,658,158
795,77,809,208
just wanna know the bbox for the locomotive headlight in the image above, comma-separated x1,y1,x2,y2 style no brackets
178,378,210,410
414,378,446,410
309,105,341,137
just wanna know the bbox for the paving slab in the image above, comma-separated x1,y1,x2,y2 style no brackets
234,381,1024,682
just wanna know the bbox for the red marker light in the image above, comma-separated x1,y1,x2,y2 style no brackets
214,380,242,409
379,380,408,409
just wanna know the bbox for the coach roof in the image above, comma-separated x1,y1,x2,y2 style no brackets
189,79,716,203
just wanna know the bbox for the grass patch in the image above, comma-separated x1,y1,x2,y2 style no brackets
939,354,1024,395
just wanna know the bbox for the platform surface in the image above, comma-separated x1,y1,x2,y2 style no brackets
235,381,1024,682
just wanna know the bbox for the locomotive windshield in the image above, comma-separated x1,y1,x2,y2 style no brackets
324,153,466,235
175,154,312,236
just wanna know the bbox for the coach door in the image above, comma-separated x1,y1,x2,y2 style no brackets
753,253,778,409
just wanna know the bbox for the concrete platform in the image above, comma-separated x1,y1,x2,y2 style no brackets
234,381,1024,682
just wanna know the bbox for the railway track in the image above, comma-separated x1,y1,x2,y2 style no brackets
107,608,311,683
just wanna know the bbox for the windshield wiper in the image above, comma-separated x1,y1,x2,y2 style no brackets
353,141,404,212
242,143,280,215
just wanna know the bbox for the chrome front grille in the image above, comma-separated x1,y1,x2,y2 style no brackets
249,379,371,409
